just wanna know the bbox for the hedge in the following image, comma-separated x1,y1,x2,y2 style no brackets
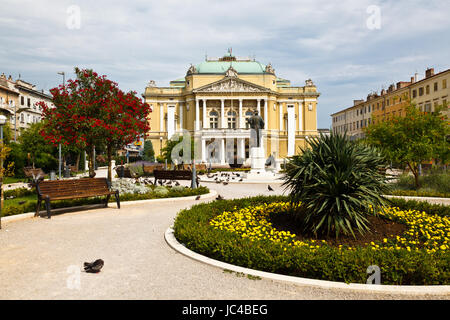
173,195,449,285
2,186,209,217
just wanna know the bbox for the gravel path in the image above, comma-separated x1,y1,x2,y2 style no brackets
0,182,448,300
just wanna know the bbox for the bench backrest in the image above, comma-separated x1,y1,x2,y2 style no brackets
143,164,164,174
153,170,192,180
37,178,110,198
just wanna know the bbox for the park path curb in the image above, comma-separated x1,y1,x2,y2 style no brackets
165,227,450,296
1,190,217,226
384,195,450,206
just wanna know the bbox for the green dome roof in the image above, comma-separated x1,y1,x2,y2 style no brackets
195,61,266,74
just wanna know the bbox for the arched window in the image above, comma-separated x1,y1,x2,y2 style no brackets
209,111,219,129
227,111,236,129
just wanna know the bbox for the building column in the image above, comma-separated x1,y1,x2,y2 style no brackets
237,138,245,162
257,99,261,115
167,105,175,139
201,139,206,163
195,98,200,131
179,102,183,130
221,99,225,128
287,105,295,156
279,102,283,131
159,103,164,133
238,98,243,128
263,98,268,129
220,138,226,164
202,99,207,129
298,101,303,132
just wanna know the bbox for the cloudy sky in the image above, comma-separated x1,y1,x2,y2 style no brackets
1,0,449,128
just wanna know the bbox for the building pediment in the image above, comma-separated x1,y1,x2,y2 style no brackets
193,77,271,93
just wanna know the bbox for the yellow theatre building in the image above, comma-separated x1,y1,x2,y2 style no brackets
143,51,320,165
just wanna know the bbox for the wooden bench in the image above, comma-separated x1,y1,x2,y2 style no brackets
35,178,120,219
142,164,164,176
153,170,199,186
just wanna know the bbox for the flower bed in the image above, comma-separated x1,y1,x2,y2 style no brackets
174,196,450,285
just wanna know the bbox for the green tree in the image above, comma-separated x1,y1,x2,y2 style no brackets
19,122,57,169
365,103,449,188
142,140,155,162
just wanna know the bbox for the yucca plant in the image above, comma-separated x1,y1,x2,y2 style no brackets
282,133,390,238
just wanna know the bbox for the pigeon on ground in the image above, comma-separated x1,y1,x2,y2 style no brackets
216,195,224,200
268,185,274,191
175,181,180,186
223,181,228,185
84,259,104,273
238,178,243,182
216,180,221,184
195,195,201,200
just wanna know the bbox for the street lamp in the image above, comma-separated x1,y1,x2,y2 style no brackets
57,72,65,179
0,114,7,229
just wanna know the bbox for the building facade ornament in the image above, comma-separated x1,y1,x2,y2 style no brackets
198,78,266,93
265,63,275,74
225,66,238,78
305,79,315,87
148,80,156,87
187,64,197,75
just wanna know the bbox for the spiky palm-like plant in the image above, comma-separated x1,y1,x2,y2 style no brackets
282,133,390,238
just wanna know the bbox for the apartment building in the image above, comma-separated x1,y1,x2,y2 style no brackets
0,73,53,140
331,68,450,139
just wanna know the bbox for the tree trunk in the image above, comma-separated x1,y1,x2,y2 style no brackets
407,162,420,189
88,146,96,178
107,145,112,184
75,152,80,171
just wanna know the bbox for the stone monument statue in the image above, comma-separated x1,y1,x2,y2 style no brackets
247,111,264,147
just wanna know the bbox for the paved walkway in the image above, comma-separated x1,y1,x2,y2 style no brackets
0,182,447,300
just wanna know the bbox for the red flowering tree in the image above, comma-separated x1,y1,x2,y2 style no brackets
38,68,151,182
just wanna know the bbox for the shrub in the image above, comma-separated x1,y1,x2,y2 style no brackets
4,187,35,198
282,133,390,238
111,179,148,195
153,186,169,197
128,164,144,178
171,185,186,192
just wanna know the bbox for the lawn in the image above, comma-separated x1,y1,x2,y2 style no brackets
390,170,450,198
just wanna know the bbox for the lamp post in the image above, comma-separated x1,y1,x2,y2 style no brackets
0,114,7,229
57,72,65,179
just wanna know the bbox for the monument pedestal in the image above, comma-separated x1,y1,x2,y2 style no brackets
250,147,266,174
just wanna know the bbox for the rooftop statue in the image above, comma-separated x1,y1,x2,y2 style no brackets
187,64,197,75
265,63,275,74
